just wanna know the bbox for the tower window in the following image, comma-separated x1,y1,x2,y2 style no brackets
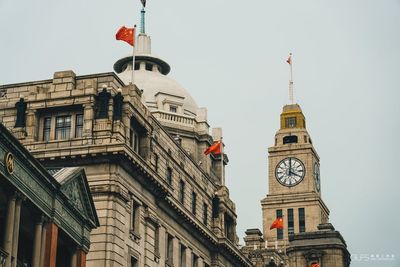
287,208,294,235
283,135,298,144
285,117,297,128
276,209,283,240
299,208,306,232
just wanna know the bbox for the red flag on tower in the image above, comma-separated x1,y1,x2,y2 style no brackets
286,53,292,65
270,217,284,230
204,141,222,155
116,26,135,46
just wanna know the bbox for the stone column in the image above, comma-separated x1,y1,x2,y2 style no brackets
32,217,44,267
43,222,58,267
3,195,16,267
39,225,47,267
76,249,86,267
10,197,22,267
70,250,77,267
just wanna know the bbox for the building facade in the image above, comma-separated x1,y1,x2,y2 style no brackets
0,123,99,267
242,104,350,267
0,26,251,267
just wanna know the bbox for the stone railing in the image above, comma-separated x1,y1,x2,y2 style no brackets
152,111,195,126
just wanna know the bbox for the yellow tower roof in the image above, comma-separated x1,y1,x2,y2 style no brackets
280,104,306,130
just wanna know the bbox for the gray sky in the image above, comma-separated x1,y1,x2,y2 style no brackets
1,0,399,266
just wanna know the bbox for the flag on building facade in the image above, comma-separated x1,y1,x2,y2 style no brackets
204,141,222,155
310,263,320,267
116,26,135,46
270,217,284,230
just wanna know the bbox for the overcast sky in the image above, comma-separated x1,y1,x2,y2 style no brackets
1,1,399,266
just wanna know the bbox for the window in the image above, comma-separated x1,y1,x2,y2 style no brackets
55,115,71,140
170,105,177,113
299,208,306,232
180,244,186,267
283,135,298,144
154,154,159,172
192,253,198,267
130,257,138,267
191,192,197,215
43,117,51,141
131,200,141,237
287,208,294,235
203,203,208,225
224,213,235,242
145,63,153,71
166,233,174,265
179,180,185,204
276,209,283,240
154,225,160,257
166,167,173,185
304,135,307,143
75,114,83,137
285,117,297,128
130,127,140,153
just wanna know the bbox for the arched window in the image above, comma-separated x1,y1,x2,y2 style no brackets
283,135,298,144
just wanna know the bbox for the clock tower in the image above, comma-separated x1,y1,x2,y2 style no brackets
261,104,330,248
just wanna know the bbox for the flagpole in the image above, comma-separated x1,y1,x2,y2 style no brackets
288,53,294,104
131,25,137,86
220,137,224,186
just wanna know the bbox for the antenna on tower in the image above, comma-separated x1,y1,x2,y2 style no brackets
286,53,294,104
140,0,146,34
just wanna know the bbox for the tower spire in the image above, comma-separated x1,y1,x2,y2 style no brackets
286,53,294,104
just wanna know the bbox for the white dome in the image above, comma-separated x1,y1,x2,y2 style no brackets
117,68,199,116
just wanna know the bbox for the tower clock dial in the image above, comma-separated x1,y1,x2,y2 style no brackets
275,157,305,187
314,163,321,192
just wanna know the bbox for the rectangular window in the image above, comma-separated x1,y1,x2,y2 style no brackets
130,257,138,267
154,225,160,257
170,105,177,113
166,167,173,185
180,244,186,267
203,203,208,225
179,180,185,204
285,117,297,128
55,115,71,140
130,128,140,153
131,200,140,236
276,209,283,240
299,208,306,232
75,114,83,137
166,233,174,265
287,208,294,235
154,154,159,172
191,192,197,215
43,117,51,141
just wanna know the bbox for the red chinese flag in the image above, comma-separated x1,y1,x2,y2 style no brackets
270,217,284,230
310,263,320,267
204,141,222,155
116,26,135,46
286,54,292,65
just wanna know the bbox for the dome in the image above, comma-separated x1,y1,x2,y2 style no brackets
113,34,199,117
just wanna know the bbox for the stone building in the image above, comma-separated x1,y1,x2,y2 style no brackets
0,123,99,267
242,104,351,267
0,21,251,267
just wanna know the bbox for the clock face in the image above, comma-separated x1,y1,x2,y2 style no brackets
275,157,305,187
314,163,321,192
